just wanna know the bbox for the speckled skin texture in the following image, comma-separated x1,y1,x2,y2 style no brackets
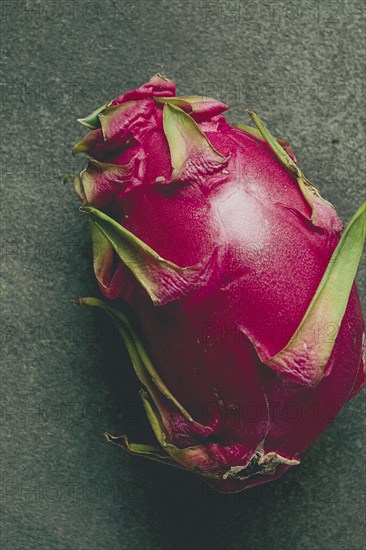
1,1,365,549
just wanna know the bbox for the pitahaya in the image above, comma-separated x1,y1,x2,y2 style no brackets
71,74,365,493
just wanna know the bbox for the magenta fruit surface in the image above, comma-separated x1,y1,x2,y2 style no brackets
72,75,365,492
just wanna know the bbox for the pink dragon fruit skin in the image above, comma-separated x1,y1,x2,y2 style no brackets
73,75,366,493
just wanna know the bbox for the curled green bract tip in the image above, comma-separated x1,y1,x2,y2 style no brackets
247,110,323,223
163,102,228,180
78,296,214,474
80,205,216,306
262,200,366,386
77,102,111,129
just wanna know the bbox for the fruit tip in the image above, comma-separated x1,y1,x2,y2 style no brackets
79,205,91,214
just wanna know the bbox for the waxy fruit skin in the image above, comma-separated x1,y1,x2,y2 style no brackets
72,75,365,492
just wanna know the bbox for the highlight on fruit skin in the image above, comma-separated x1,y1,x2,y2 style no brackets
71,74,366,493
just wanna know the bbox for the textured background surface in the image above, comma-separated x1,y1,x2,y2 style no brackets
1,1,365,549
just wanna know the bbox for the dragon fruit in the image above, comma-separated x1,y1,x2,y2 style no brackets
71,74,366,493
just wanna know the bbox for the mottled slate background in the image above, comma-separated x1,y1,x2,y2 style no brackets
1,1,365,549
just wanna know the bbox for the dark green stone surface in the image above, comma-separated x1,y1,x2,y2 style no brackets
1,1,365,548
